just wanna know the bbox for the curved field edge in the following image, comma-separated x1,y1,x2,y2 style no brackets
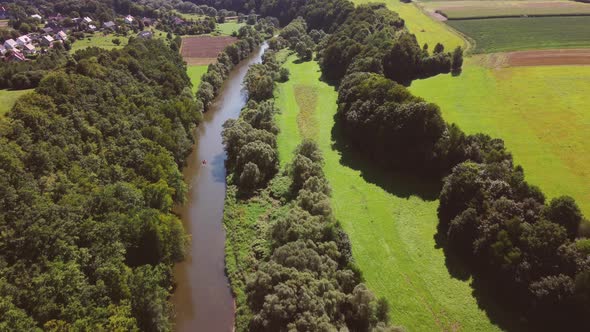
274,54,500,331
352,0,469,52
410,60,590,216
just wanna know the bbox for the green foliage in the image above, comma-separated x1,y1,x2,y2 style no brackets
0,39,198,329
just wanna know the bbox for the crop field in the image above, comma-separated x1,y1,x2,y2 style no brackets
275,55,502,331
181,35,237,65
0,89,33,116
419,0,590,19
187,65,208,93
70,34,129,52
352,0,466,51
410,59,590,216
447,16,590,53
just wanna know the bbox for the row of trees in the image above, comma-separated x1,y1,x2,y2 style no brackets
305,1,590,329
222,49,398,331
0,39,200,330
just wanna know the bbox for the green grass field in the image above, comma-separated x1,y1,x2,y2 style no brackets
186,65,208,93
352,0,467,51
275,55,501,331
410,60,590,216
447,16,590,53
70,34,129,52
0,89,33,116
419,0,590,19
216,22,245,36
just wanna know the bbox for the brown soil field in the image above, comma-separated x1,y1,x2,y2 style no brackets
507,49,590,67
476,49,590,68
181,35,237,64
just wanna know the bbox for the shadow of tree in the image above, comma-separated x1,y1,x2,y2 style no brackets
328,104,535,332
330,118,442,201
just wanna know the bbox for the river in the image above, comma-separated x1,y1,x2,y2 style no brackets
172,42,268,332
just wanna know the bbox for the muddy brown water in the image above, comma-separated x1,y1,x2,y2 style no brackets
172,43,268,332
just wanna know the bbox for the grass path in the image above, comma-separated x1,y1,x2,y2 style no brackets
186,65,208,93
352,0,467,51
410,60,590,216
275,55,500,331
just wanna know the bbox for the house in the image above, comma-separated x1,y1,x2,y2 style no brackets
31,14,42,20
124,15,134,24
88,24,96,31
173,17,185,25
141,17,154,26
103,21,116,30
4,39,17,50
22,43,36,54
16,35,32,46
137,31,153,39
7,51,26,62
41,35,54,46
83,17,92,24
0,46,6,55
42,27,54,34
0,6,7,20
55,30,67,41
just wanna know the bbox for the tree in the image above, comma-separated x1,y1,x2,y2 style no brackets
545,196,583,239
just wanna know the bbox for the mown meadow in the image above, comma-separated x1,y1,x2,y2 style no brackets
274,54,501,331
410,60,590,216
186,65,208,93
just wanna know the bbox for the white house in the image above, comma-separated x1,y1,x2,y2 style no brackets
16,35,32,46
0,46,6,55
31,14,42,20
4,39,17,50
88,24,96,31
83,16,92,23
55,30,67,41
41,35,54,46
22,43,36,54
124,15,134,24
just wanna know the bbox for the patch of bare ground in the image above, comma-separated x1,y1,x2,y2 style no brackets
475,49,590,68
181,35,237,64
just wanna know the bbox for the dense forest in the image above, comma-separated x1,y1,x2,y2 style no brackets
0,12,270,328
222,49,397,331
0,38,198,330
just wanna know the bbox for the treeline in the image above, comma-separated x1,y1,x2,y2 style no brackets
222,51,398,331
195,20,274,111
0,46,70,90
0,39,201,330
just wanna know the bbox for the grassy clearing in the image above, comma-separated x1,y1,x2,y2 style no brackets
0,89,33,116
294,85,319,140
419,0,590,19
447,16,590,53
275,55,500,331
70,34,129,52
352,0,466,51
216,22,245,36
186,65,208,94
410,60,590,216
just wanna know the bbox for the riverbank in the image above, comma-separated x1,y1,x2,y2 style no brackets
171,41,268,331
